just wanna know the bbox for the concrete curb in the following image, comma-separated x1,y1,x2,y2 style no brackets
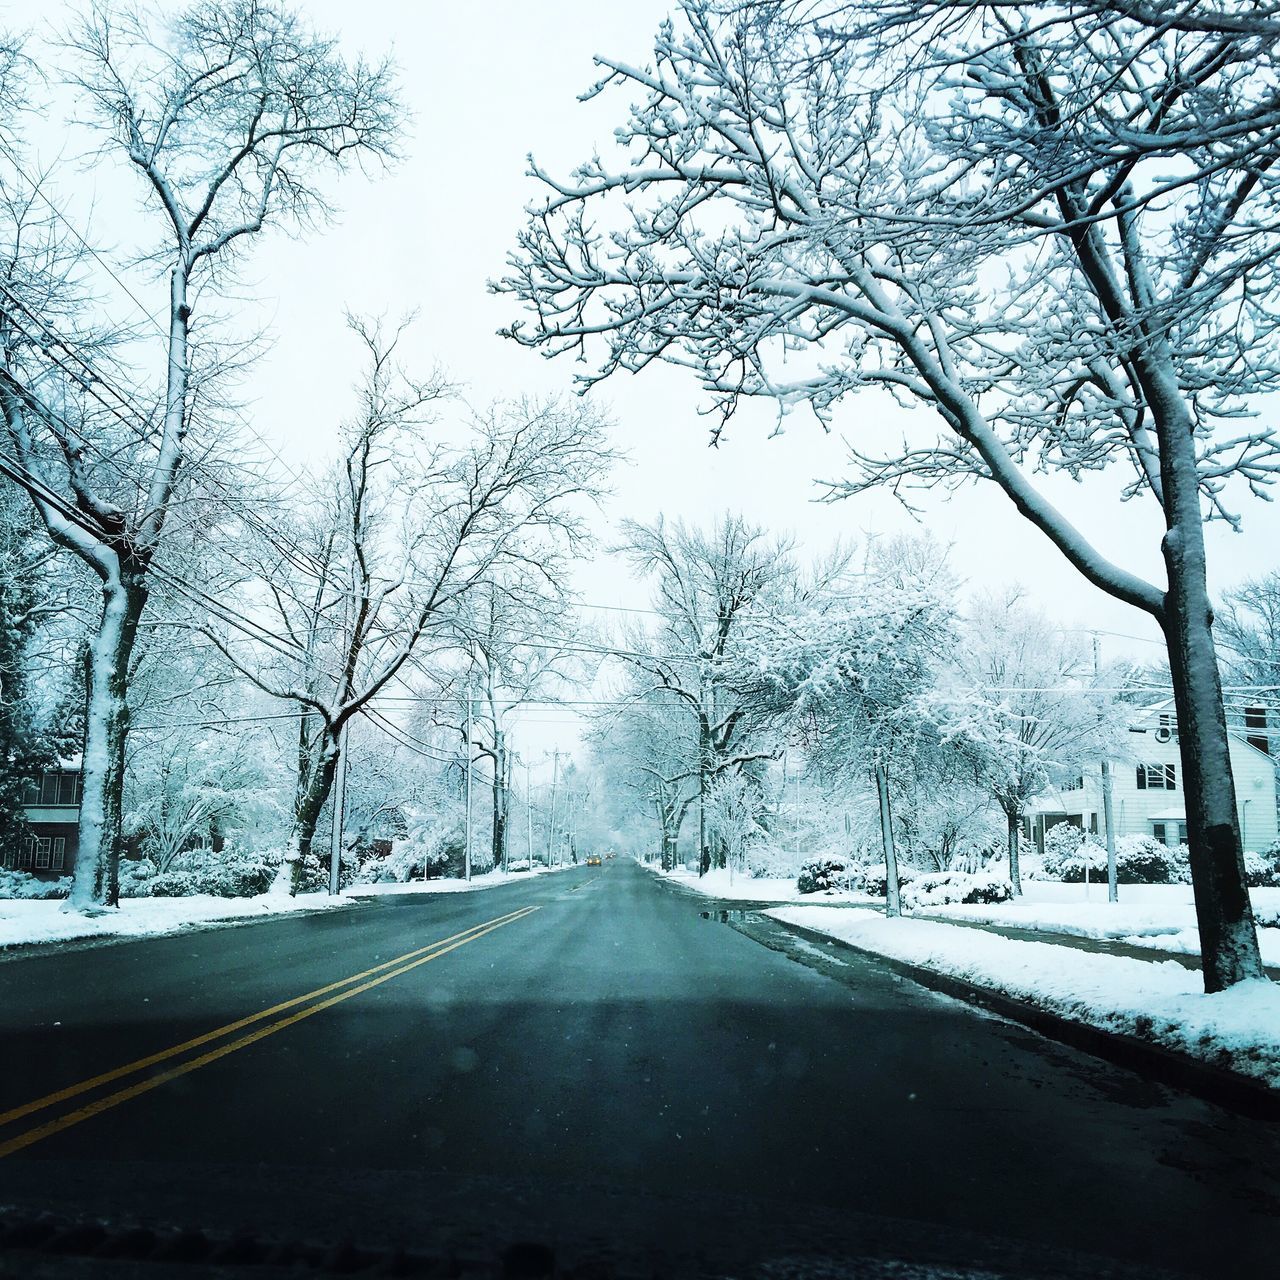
766,916,1280,1121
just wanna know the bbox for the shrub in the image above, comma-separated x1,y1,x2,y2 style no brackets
1051,834,1190,884
1244,847,1280,889
857,862,919,897
0,868,71,899
797,858,850,894
355,839,449,885
118,858,159,898
145,846,283,898
901,871,1014,912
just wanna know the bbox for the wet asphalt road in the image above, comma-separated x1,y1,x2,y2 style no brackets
0,859,1276,1277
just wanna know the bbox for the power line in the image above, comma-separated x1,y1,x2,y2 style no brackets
0,139,310,497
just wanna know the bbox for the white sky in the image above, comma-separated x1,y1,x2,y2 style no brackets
12,0,1280,774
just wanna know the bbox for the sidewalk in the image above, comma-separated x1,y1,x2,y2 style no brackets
910,911,1280,982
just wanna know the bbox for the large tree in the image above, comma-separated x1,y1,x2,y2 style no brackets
217,327,611,892
0,0,399,907
498,0,1275,988
614,514,794,873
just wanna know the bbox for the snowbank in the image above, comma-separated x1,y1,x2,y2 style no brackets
0,891,350,952
344,863,581,897
769,906,1280,1090
651,864,879,905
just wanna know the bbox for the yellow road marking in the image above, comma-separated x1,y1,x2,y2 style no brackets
0,905,537,1135
0,905,539,1159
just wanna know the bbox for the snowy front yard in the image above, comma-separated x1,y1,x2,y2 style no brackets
770,906,1280,1090
0,891,352,952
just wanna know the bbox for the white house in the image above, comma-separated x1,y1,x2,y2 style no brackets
1025,703,1278,855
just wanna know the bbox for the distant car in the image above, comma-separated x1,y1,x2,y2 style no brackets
586,854,602,866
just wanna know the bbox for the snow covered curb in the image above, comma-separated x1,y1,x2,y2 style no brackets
0,891,352,953
768,906,1280,1108
344,864,580,897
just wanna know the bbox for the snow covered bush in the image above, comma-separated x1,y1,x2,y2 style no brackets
901,871,1014,912
857,861,919,897
144,846,283,898
118,858,159,898
797,858,851,894
1244,846,1280,889
355,838,449,884
0,869,71,899
1040,827,1190,884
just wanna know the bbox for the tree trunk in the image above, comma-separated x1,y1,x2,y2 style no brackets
291,727,342,895
1005,807,1023,898
68,569,147,910
875,763,901,917
1152,369,1264,991
1162,587,1264,990
491,736,509,871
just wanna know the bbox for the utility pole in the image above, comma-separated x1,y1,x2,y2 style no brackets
526,759,534,867
327,721,349,897
547,750,560,867
464,684,474,883
1093,635,1118,903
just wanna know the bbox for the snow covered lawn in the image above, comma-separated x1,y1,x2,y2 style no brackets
345,864,578,897
0,891,351,952
769,906,1280,1090
915,882,1280,966
651,864,880,905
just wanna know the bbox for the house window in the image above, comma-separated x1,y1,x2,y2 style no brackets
1136,764,1176,790
1245,706,1269,756
34,837,52,870
16,836,34,870
40,771,59,804
20,780,39,805
51,837,66,871
1151,821,1188,847
56,773,79,806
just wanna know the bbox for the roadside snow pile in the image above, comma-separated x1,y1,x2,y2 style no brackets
901,871,1012,911
344,863,574,897
0,891,350,951
651,863,879,904
769,907,1280,1089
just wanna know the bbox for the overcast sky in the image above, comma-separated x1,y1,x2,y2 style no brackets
15,0,1280,769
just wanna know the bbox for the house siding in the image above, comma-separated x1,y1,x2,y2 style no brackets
1043,730,1278,853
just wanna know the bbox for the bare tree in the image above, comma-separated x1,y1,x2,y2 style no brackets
757,538,957,914
498,1,1275,988
614,514,793,873
0,0,399,907
927,592,1129,895
218,329,612,891
427,576,591,872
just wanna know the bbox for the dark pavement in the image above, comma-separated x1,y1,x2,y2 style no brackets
0,860,1276,1277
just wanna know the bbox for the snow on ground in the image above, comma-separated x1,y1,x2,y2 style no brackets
652,864,879,905
345,864,579,897
0,890,351,952
918,882,1280,966
769,906,1280,1089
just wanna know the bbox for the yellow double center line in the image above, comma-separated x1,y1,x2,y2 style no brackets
0,903,539,1159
